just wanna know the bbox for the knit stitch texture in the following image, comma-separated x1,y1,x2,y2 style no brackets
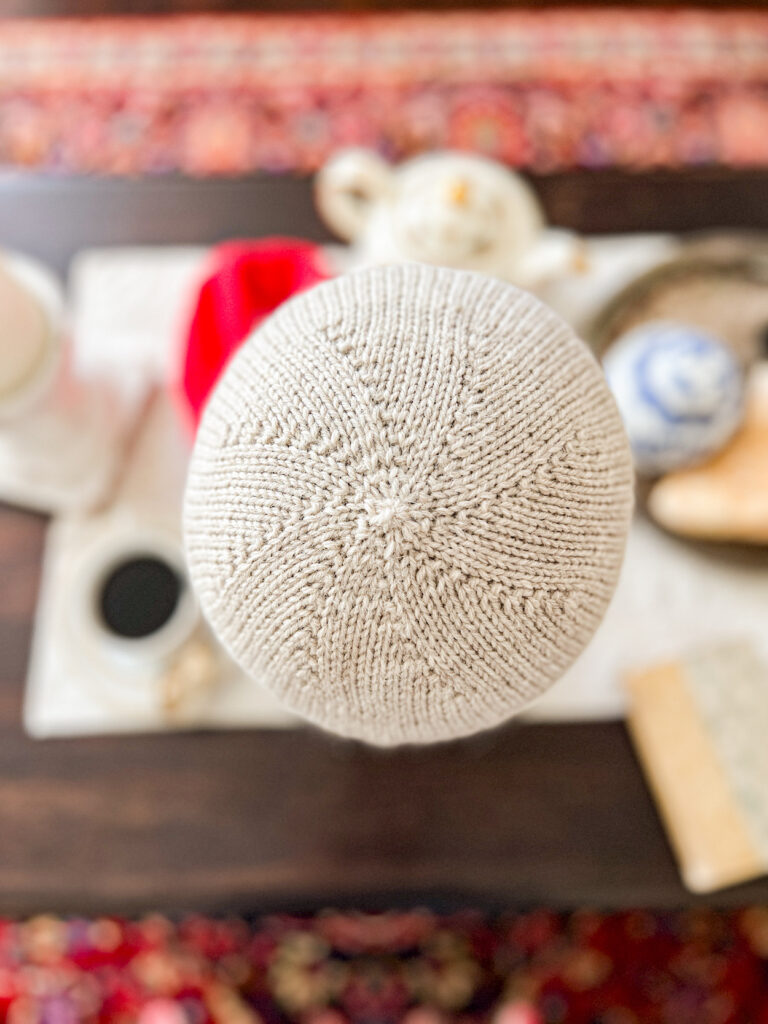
184,264,633,745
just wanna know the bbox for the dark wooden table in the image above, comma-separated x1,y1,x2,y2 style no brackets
2,169,768,916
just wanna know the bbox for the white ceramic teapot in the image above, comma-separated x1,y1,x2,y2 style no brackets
316,148,580,288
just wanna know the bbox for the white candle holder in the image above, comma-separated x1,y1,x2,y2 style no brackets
0,251,122,513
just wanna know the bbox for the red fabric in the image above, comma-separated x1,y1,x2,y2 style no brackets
181,238,331,427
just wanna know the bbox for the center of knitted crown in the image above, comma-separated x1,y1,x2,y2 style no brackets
358,490,432,549
366,496,410,529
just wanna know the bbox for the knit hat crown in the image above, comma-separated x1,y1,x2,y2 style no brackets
184,264,633,745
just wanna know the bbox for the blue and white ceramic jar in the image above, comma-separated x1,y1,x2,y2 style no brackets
603,320,745,476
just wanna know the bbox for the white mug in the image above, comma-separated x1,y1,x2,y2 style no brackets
70,521,200,679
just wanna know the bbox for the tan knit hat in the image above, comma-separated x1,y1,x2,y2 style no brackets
184,264,633,745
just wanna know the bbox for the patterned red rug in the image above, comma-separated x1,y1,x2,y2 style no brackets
2,11,768,176
2,909,768,1024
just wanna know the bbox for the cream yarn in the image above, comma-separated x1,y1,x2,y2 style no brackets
184,264,633,745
